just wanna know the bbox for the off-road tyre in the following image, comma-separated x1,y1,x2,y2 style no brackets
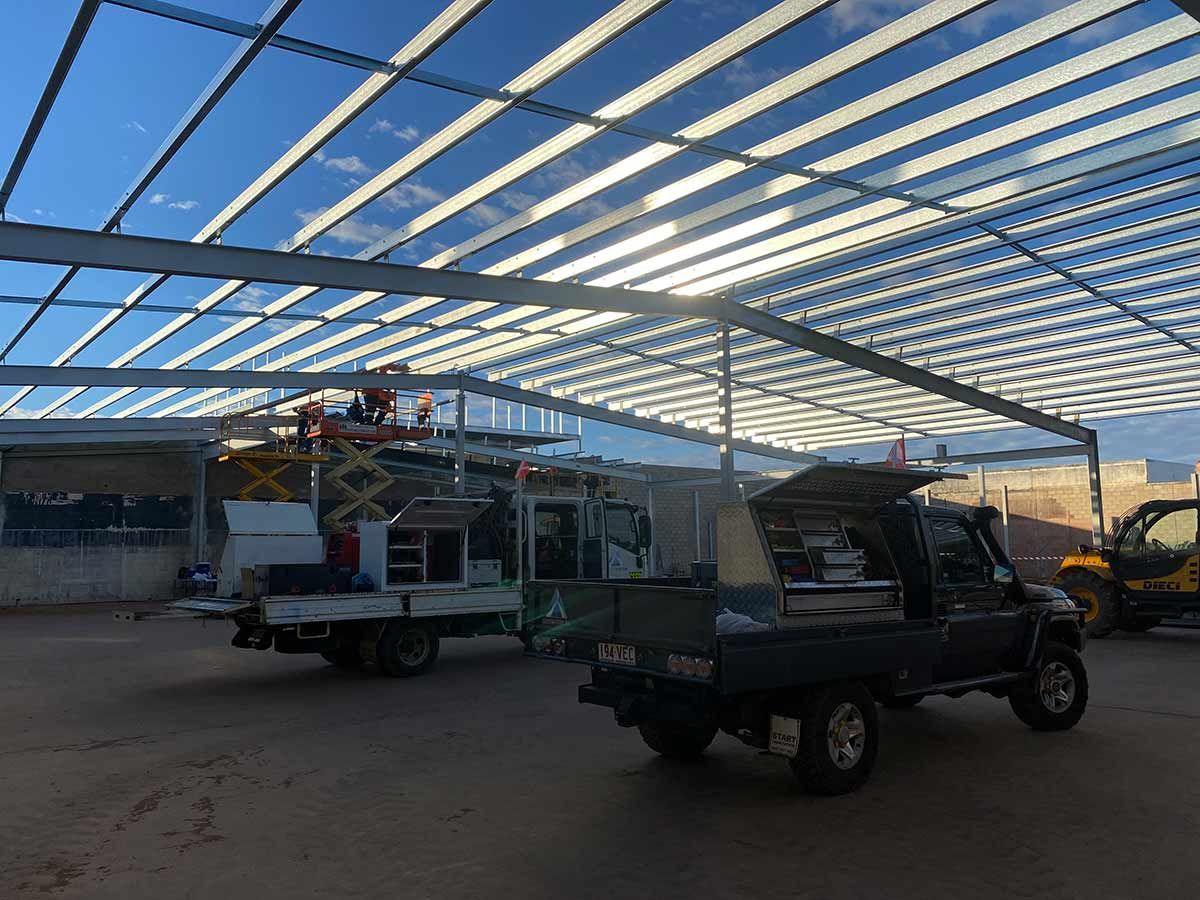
1055,570,1118,638
637,721,717,759
1008,642,1088,732
789,680,879,796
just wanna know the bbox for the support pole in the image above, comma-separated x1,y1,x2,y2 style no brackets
1001,484,1011,557
455,381,467,495
310,463,321,521
977,464,987,507
693,490,702,560
192,449,207,562
1192,470,1199,501
646,484,656,577
1085,430,1105,546
718,314,735,502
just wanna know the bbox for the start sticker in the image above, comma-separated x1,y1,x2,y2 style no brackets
768,715,801,758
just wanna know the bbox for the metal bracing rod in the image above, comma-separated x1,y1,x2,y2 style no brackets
309,6,1185,390
0,0,493,416
146,0,1169,421
0,0,101,219
64,0,799,421
501,169,1200,384
0,0,304,364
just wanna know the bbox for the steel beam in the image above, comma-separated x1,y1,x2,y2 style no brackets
0,0,102,218
0,0,303,362
419,436,650,482
0,222,720,320
899,444,1091,468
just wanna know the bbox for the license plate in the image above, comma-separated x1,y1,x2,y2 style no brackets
597,642,637,665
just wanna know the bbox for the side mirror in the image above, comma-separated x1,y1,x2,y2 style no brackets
993,563,1014,584
637,513,653,549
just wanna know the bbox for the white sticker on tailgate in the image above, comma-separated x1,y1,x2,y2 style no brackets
597,642,637,665
768,715,801,758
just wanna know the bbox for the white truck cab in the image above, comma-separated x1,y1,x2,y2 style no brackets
522,495,651,580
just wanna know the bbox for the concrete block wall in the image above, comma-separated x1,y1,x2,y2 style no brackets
927,459,1199,580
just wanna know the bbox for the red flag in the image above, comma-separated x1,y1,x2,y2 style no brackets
884,437,907,469
515,460,531,482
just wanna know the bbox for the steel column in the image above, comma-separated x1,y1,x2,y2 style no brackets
718,315,736,501
1085,430,1105,546
455,382,467,495
645,484,656,576
192,449,207,562
693,490,702,560
1001,484,1011,556
310,463,321,521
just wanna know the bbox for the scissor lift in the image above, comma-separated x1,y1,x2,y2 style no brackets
218,415,329,502
302,394,434,530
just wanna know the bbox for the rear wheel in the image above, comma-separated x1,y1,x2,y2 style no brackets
1009,642,1088,731
1056,570,1117,638
377,621,440,677
637,721,717,759
789,681,879,796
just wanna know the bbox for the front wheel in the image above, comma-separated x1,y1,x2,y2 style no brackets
789,681,879,795
637,721,717,759
377,621,440,677
1009,642,1088,731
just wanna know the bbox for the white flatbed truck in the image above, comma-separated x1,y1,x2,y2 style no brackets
120,492,652,677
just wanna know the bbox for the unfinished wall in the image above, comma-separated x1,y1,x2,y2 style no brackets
927,459,1199,580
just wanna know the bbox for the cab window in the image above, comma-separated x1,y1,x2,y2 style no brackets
1118,508,1199,557
604,504,640,554
533,504,579,579
930,517,987,585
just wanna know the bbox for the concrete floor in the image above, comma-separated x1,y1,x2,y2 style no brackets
2,607,1199,900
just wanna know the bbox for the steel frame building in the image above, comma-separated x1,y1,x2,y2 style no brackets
2,0,1200,544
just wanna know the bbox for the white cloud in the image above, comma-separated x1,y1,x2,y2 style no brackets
294,207,391,246
149,192,169,205
499,190,537,211
464,202,506,228
380,181,445,210
125,120,147,133
168,199,199,211
369,118,421,142
312,149,326,163
322,154,374,176
721,57,791,92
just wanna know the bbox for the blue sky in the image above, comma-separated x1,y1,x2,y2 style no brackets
1,0,1199,471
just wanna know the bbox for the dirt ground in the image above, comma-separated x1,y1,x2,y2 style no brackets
2,604,1199,899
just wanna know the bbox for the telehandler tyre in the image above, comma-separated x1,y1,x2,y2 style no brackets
1055,570,1117,638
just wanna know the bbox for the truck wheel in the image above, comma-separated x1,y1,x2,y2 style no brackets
1009,642,1088,732
880,695,923,709
789,681,879,796
1055,571,1117,638
637,721,717,759
320,646,363,668
377,621,440,677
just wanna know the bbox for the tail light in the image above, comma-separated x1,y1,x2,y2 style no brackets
667,654,714,680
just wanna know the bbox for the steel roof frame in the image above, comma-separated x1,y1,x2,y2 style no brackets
6,0,1200,484
175,0,1170,418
